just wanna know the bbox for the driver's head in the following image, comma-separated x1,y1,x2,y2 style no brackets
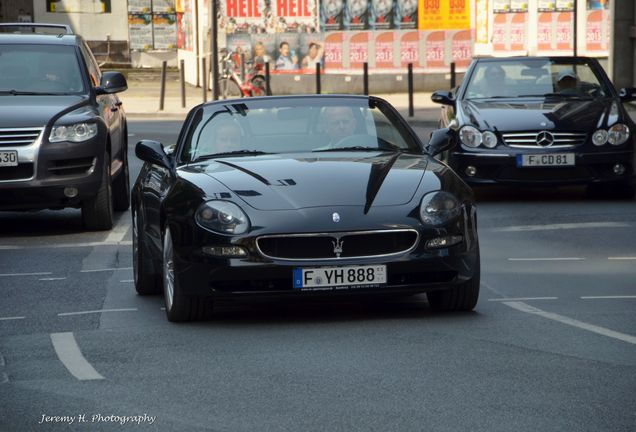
214,120,243,153
322,106,356,141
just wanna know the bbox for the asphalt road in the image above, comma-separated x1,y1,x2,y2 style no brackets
0,119,635,432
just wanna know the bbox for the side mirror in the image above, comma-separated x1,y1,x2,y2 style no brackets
96,71,128,94
619,87,636,102
426,128,457,157
431,91,455,106
136,140,174,170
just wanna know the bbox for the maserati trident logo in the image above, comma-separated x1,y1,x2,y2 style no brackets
332,238,344,258
332,212,340,223
536,131,555,147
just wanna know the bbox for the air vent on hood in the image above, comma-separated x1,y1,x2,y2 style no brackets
0,128,43,147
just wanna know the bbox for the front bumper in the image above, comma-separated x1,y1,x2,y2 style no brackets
0,132,105,210
450,149,635,186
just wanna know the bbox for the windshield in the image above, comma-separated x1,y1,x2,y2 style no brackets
464,58,612,100
0,44,85,94
182,98,420,162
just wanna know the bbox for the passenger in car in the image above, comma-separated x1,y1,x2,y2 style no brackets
556,70,579,94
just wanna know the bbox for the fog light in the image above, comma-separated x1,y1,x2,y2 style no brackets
613,163,626,176
64,187,78,198
465,166,477,177
426,235,463,249
202,246,248,257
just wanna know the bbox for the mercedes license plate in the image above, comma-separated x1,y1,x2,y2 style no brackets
0,150,18,167
517,153,575,167
293,265,387,291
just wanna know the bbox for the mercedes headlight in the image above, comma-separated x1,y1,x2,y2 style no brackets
482,131,498,148
592,129,608,146
49,123,98,143
607,123,630,146
195,201,250,235
419,191,461,226
459,126,482,148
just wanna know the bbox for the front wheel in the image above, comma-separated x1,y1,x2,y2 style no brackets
427,259,480,312
133,208,160,295
162,227,212,322
218,77,243,99
82,156,113,230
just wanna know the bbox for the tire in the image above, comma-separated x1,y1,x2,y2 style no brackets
82,155,113,231
162,227,212,322
218,77,242,99
132,207,160,295
427,258,480,312
112,143,130,212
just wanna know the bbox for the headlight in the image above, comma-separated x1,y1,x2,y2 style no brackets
459,126,482,148
49,123,98,143
419,191,461,226
607,123,630,145
195,200,250,235
592,129,608,146
482,131,498,148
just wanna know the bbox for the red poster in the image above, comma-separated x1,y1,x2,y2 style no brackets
324,32,344,69
586,10,602,51
400,31,419,67
375,32,394,68
492,13,507,51
556,12,572,51
451,30,471,68
537,12,553,51
509,12,526,51
349,32,370,68
424,31,445,69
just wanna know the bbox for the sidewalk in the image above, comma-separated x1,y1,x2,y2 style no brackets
119,79,442,125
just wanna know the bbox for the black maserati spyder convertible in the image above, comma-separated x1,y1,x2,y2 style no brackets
132,95,479,321
432,56,636,197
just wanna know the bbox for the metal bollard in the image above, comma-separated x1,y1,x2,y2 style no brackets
180,59,186,108
408,63,414,118
159,60,167,111
316,62,321,94
363,62,369,96
201,57,207,103
265,62,272,96
450,62,456,90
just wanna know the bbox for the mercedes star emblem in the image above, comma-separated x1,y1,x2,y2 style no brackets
332,212,340,223
536,131,554,147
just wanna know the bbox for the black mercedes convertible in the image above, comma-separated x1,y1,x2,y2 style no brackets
131,95,479,321
432,56,636,197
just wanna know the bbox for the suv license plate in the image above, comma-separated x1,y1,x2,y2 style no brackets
0,150,18,167
517,153,575,167
293,265,387,291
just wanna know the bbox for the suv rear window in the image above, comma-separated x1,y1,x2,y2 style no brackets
0,44,85,94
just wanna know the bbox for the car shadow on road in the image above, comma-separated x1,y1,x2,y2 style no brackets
472,185,633,202
0,210,128,238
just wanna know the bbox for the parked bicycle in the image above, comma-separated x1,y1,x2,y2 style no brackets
218,48,269,99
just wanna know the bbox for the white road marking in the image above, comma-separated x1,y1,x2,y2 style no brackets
50,332,105,380
80,267,132,273
104,216,130,244
608,257,636,260
0,316,25,321
503,301,636,345
58,308,137,317
495,222,630,232
581,295,636,300
0,272,52,277
508,257,585,261
39,277,67,281
0,241,132,250
488,297,558,302
120,279,134,283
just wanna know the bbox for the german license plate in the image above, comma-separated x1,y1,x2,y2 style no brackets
0,150,18,167
516,153,575,167
293,265,387,291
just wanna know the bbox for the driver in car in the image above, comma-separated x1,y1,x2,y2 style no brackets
320,106,357,148
556,70,579,94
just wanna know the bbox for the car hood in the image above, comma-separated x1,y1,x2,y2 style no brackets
0,95,88,128
460,98,620,132
185,152,431,211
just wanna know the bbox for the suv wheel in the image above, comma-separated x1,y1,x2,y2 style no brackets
82,155,114,230
112,147,130,211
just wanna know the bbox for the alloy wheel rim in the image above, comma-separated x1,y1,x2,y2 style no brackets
163,229,175,310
